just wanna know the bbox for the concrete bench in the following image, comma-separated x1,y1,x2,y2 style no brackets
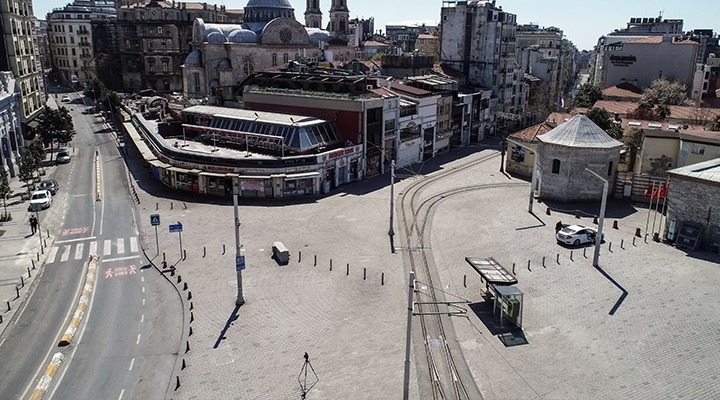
272,241,289,265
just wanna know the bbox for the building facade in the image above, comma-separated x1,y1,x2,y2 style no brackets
47,1,117,86
440,0,525,134
0,71,23,177
0,0,44,126
117,0,242,94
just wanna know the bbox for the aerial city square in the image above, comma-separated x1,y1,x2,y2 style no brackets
0,0,719,399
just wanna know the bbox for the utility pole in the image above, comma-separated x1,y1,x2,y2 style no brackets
389,159,395,239
36,210,43,253
585,168,608,267
499,141,505,173
402,271,415,400
233,182,245,305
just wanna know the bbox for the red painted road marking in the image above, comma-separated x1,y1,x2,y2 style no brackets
104,265,138,280
60,226,91,236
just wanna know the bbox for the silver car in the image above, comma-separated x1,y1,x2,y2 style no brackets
556,224,603,246
29,190,52,211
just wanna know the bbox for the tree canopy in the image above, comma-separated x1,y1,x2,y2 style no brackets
0,168,10,217
37,106,76,159
711,114,720,131
586,107,624,139
575,83,604,108
640,78,688,106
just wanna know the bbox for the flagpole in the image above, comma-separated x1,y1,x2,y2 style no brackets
657,179,669,240
645,181,656,236
651,182,662,238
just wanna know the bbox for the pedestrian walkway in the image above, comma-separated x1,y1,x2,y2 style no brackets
46,236,139,264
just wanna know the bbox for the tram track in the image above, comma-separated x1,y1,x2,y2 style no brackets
398,151,527,400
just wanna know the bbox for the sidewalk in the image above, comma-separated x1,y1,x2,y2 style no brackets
0,95,61,336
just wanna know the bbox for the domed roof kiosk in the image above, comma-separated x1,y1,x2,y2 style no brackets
536,115,624,203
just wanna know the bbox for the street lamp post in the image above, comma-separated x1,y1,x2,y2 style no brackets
585,168,608,267
233,182,245,306
389,159,395,238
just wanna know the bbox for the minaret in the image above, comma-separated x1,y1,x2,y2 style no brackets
328,0,350,36
304,0,322,29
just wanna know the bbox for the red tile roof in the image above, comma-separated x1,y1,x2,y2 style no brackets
390,82,432,97
602,83,643,100
371,88,398,98
509,121,555,142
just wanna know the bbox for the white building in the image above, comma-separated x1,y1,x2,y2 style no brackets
387,81,439,167
0,72,23,177
47,1,116,86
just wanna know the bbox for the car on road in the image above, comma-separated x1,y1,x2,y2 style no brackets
56,150,71,164
61,95,71,102
38,179,59,195
556,224,604,246
29,190,52,211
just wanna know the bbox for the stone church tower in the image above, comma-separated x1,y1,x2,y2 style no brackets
304,0,322,28
328,0,350,36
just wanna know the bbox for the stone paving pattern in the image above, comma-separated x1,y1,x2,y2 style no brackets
128,141,720,400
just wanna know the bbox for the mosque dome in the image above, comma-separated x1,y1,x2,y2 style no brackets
183,50,202,68
207,31,228,44
245,0,293,8
243,0,295,23
228,29,258,43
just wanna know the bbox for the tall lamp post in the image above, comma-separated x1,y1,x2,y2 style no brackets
585,168,608,267
389,159,395,238
507,139,538,214
233,182,245,306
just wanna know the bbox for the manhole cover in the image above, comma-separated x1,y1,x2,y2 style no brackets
0,230,5,237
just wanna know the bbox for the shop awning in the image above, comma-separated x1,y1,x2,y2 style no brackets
200,171,227,178
238,175,271,180
284,172,320,181
167,166,189,174
148,159,171,169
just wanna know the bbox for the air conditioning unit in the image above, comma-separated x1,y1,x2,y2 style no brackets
366,84,373,90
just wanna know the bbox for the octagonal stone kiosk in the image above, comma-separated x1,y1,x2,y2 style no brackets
537,115,624,202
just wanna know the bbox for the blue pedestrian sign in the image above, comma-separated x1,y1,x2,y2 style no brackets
236,255,246,271
150,214,161,226
169,223,183,233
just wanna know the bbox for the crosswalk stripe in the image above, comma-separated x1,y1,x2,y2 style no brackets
60,246,71,262
117,238,125,255
48,246,59,263
75,243,84,260
89,241,97,256
103,239,111,256
130,237,138,253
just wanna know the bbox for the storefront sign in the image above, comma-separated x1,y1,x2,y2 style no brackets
609,55,636,67
240,180,264,191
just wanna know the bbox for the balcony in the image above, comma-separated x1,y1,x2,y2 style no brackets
79,42,91,47
77,28,90,35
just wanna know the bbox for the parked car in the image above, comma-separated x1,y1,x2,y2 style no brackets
38,179,59,195
56,151,71,164
556,224,604,246
61,95,71,102
29,190,52,211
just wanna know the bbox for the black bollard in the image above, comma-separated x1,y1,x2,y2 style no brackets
183,249,187,260
512,263,516,275
621,239,625,249
633,236,637,247
20,276,24,288
177,275,182,283
527,260,531,272
175,376,180,390
183,282,188,291
170,202,174,210
156,202,158,210
185,341,190,353
0,315,2,324
299,251,302,263
222,244,226,255
314,254,317,266
183,202,187,210
542,256,546,267
381,272,385,286
187,291,192,300
556,253,560,264
27,267,31,278
330,259,333,271
609,242,613,252
47,229,50,238
583,247,587,258
363,267,366,280
37,252,40,261
6,300,10,311
32,259,35,269
190,312,194,323
189,302,194,311
346,263,349,276
15,286,20,299
182,359,187,369
163,252,166,262
570,251,574,262
203,247,206,258
463,274,467,288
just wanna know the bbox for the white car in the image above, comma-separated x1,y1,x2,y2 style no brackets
61,95,71,102
29,190,52,211
556,224,603,246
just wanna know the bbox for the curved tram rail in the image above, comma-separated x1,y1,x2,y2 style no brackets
398,152,527,399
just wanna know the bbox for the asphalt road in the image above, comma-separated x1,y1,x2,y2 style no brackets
0,94,181,400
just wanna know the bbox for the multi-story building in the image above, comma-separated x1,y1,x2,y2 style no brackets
387,82,439,164
32,17,49,96
117,0,242,94
385,24,437,54
691,53,720,103
415,34,439,61
0,72,24,177
0,0,45,127
47,1,117,86
440,0,525,136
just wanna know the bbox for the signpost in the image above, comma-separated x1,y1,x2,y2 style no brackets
151,214,160,256
169,222,183,261
236,255,245,271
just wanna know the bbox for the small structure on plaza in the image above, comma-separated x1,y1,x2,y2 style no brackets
537,115,623,202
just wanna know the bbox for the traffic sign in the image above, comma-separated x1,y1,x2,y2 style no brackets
169,223,183,233
150,214,161,226
236,255,246,271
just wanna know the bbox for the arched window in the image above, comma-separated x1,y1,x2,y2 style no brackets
607,161,613,177
340,19,346,32
551,159,561,174
193,72,200,93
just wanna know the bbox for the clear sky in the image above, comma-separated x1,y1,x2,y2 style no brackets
32,0,718,51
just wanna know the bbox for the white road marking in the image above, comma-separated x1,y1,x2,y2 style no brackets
142,287,145,293
142,299,145,306
128,358,135,371
89,241,97,256
117,238,125,254
141,276,144,283
47,246,59,263
100,255,139,263
74,243,84,260
136,334,141,345
55,236,96,244
103,239,111,256
0,338,6,348
118,389,125,400
140,314,144,323
130,237,138,253
60,246,71,262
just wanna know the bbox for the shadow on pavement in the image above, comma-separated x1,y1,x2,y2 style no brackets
594,265,628,316
213,304,242,349
468,301,528,347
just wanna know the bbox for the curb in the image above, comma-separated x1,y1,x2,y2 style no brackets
58,255,97,346
95,151,102,202
27,352,64,400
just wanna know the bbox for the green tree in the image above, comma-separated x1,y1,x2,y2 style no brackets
37,106,76,160
641,78,688,106
83,79,105,101
655,104,671,121
18,151,37,198
0,168,10,218
28,139,47,175
586,107,624,139
575,83,604,108
710,114,720,131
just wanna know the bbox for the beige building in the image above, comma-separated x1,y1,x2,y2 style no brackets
634,128,720,175
0,0,44,125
